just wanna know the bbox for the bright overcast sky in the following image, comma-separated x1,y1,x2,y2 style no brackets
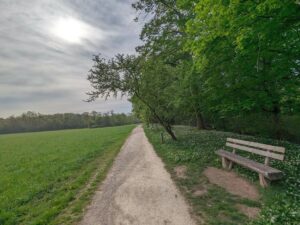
0,0,142,118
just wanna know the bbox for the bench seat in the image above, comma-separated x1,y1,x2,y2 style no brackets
216,149,283,181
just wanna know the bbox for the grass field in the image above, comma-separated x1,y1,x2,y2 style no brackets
0,125,135,225
145,125,300,225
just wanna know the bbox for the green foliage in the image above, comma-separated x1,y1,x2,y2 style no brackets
132,0,190,63
87,54,180,139
206,114,300,143
131,58,179,124
128,0,300,141
145,125,300,224
132,0,208,130
185,0,300,121
0,125,134,225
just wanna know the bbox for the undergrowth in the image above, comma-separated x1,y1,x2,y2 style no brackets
144,125,300,225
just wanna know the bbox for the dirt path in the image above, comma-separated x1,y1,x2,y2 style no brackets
79,126,196,225
204,167,260,201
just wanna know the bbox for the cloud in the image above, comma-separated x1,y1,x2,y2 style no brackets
0,0,142,118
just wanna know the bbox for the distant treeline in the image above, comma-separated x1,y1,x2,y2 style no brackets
0,111,139,134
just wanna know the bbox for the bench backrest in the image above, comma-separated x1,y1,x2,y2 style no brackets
226,138,285,163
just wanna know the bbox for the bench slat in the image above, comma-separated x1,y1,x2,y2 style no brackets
227,138,285,153
226,143,284,161
216,150,283,180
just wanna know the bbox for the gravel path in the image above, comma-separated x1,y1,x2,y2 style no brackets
79,126,196,225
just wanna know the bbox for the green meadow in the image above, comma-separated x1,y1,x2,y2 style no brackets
0,125,135,225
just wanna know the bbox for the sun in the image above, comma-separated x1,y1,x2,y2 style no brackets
52,18,86,44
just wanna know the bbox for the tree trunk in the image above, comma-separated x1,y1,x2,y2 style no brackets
272,105,282,139
163,124,177,141
196,112,206,130
134,94,177,140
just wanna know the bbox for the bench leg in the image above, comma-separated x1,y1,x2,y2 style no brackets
259,174,270,188
221,157,230,169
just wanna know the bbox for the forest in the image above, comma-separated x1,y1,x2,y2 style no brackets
0,111,138,134
87,0,300,143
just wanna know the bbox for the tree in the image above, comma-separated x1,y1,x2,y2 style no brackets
84,0,300,142
86,54,179,140
0,111,137,134
185,0,300,137
132,0,207,129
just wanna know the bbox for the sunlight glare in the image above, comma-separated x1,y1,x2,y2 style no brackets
52,18,86,44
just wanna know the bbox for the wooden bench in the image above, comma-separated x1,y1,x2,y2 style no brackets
216,138,285,187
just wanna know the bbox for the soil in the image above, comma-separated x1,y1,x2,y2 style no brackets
79,126,196,225
192,188,207,197
203,167,260,201
236,204,261,219
174,165,187,179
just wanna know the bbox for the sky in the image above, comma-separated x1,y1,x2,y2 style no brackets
0,0,142,118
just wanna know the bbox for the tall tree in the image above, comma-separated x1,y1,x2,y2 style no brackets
87,54,179,140
132,0,207,129
185,0,300,137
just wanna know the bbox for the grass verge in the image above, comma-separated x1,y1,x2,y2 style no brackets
144,125,300,225
0,125,135,225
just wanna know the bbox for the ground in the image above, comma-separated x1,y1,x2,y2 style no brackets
2,125,299,224
203,167,259,201
144,125,300,225
79,126,196,225
0,125,134,225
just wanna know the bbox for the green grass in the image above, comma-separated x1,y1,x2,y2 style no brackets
144,125,300,225
0,125,135,225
